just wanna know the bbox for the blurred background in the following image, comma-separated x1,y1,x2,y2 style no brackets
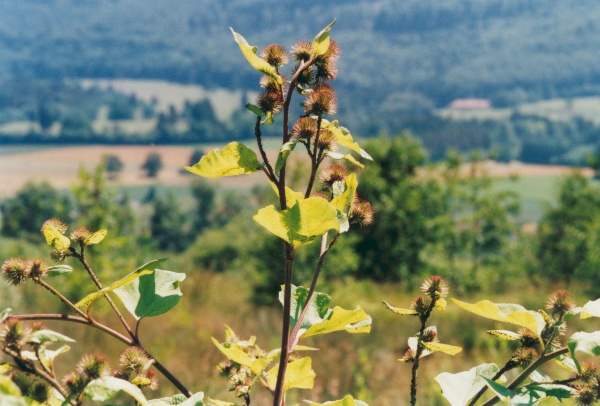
2,1,600,404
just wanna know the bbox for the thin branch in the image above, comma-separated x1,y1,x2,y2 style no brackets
33,278,87,319
410,299,437,406
255,116,277,184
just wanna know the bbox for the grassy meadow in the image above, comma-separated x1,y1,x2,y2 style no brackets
0,144,597,404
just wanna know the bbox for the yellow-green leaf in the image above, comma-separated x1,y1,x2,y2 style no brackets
253,198,339,248
312,20,336,57
211,337,266,376
74,259,166,309
383,300,418,316
230,28,282,84
323,120,372,161
580,298,600,319
206,399,236,406
85,229,107,245
302,306,371,339
436,298,447,311
185,142,262,178
452,299,545,338
42,224,70,251
305,395,368,406
330,173,358,214
267,357,315,392
487,330,521,340
269,181,305,208
326,151,365,168
422,342,462,356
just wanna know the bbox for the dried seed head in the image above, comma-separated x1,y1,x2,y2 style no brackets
574,384,597,405
0,319,29,351
256,90,283,114
291,117,317,141
317,129,337,151
29,259,47,279
41,218,68,234
546,290,576,317
315,40,341,83
420,276,450,299
349,197,374,227
2,257,32,285
320,164,348,184
518,328,540,349
77,353,109,380
302,84,337,116
510,347,538,367
70,227,92,243
119,346,152,375
579,362,599,384
291,40,312,62
410,296,432,317
260,74,283,92
63,372,87,396
260,44,288,67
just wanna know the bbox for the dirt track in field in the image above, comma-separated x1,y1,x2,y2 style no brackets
0,145,593,199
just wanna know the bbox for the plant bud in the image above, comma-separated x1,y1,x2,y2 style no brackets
0,319,29,351
41,218,68,234
1,257,32,285
77,353,109,380
119,346,151,374
349,197,374,227
28,259,47,279
70,227,92,243
316,129,337,151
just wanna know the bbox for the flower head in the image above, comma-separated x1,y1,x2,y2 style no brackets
29,258,47,279
574,384,597,406
77,354,109,380
349,197,374,227
546,290,576,318
70,227,92,243
291,40,312,62
2,257,32,285
291,117,317,141
256,90,283,114
302,84,337,116
319,164,348,185
315,40,341,83
420,276,449,299
260,44,288,67
41,218,68,234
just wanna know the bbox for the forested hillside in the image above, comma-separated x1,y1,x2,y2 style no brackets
1,0,600,162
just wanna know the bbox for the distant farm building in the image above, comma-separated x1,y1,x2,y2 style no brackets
449,98,491,109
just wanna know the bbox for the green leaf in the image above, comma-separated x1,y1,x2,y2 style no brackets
85,376,148,405
422,341,462,356
28,329,75,344
150,392,206,406
282,285,331,330
230,28,282,84
322,120,372,161
568,331,600,372
253,198,339,248
211,337,267,376
275,140,298,176
267,357,315,392
46,264,72,277
74,259,167,309
261,110,275,125
114,269,185,320
382,300,418,316
245,103,265,117
302,306,371,339
487,330,521,340
185,142,262,178
326,151,365,169
580,298,600,319
435,363,500,406
0,308,11,324
84,229,107,245
330,173,357,215
483,378,572,405
305,396,368,406
312,20,336,57
452,299,545,338
41,224,70,251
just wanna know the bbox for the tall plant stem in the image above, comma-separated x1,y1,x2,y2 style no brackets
273,243,295,406
410,299,437,406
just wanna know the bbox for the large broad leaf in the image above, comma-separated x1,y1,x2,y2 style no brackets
452,299,545,338
211,337,267,376
435,363,500,406
312,20,336,57
268,181,305,208
149,392,206,406
568,331,600,372
114,269,185,320
282,285,332,330
185,142,262,178
305,395,368,406
28,329,75,344
41,224,70,251
326,151,365,169
330,173,357,215
229,28,282,84
253,198,339,248
85,376,148,405
579,298,600,319
322,120,372,161
266,357,315,392
74,259,167,309
483,378,572,405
